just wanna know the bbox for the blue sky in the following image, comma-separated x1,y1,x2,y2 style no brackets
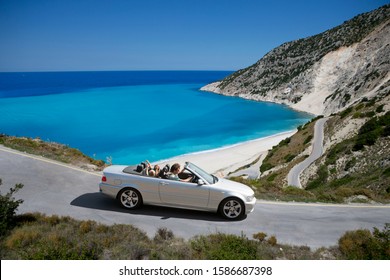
0,0,388,71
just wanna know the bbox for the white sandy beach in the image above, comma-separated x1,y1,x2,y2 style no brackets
155,130,296,178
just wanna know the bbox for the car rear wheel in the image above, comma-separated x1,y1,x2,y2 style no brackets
118,188,143,209
219,198,245,220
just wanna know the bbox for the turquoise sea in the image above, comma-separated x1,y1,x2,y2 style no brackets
0,71,312,164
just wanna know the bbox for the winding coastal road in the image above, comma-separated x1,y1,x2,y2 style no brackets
1,145,389,249
288,117,328,187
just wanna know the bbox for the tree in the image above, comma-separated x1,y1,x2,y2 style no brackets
0,178,24,236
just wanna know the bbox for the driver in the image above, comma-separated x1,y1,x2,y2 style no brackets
167,163,193,182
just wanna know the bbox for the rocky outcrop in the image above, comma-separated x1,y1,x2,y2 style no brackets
201,5,390,116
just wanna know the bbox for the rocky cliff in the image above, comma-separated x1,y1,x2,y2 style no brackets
201,5,390,116
202,5,390,202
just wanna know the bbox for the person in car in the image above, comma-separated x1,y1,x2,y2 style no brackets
168,163,192,182
149,164,160,177
142,160,160,177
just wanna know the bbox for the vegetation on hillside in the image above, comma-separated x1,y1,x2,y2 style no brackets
0,134,105,171
0,179,24,236
230,117,319,202
302,97,390,203
231,92,390,204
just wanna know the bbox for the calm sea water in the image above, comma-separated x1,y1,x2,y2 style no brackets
0,71,312,164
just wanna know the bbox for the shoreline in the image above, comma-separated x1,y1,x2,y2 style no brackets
200,82,321,116
154,130,296,177
149,82,313,177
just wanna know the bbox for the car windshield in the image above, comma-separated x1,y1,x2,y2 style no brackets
185,162,217,184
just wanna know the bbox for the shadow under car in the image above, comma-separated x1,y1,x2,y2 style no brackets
70,192,247,222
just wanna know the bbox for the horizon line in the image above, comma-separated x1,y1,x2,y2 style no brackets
0,69,237,74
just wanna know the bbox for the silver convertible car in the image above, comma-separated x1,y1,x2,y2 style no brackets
99,162,256,220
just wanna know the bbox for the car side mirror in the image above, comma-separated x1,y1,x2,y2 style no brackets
197,179,205,185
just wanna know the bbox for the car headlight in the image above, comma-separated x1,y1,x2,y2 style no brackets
246,195,255,202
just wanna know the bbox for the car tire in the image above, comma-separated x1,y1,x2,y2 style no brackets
118,188,143,209
219,197,245,220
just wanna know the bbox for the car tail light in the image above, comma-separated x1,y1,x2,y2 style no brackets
101,176,107,182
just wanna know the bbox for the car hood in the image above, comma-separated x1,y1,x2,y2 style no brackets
213,178,254,195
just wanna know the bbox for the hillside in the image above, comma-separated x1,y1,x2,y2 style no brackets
201,5,389,116
244,92,390,204
301,93,390,203
203,5,390,203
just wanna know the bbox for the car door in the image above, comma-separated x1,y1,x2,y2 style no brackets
158,179,210,208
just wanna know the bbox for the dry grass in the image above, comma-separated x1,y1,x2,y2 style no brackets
0,134,106,171
1,213,388,260
0,213,326,260
259,118,317,187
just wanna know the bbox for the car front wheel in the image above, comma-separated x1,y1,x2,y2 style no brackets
219,198,245,220
118,188,143,209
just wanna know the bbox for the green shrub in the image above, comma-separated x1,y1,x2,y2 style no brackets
329,175,355,188
326,141,351,165
306,166,328,190
353,130,381,151
267,236,278,246
352,113,390,151
376,104,384,113
253,232,267,242
266,173,279,182
344,157,356,171
316,192,340,202
383,167,390,177
278,137,291,147
303,135,313,144
284,154,296,163
335,187,354,198
359,117,380,134
355,103,365,111
154,227,174,242
338,224,390,259
260,162,274,173
0,179,24,236
340,107,353,118
365,99,376,107
365,111,376,118
2,214,151,260
383,125,390,137
191,233,258,260
283,186,315,200
378,111,390,126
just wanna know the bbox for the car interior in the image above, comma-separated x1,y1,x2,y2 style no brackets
124,162,201,184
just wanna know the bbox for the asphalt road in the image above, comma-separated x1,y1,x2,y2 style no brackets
1,145,389,249
288,117,328,187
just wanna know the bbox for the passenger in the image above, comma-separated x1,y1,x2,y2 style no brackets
150,165,160,177
141,161,160,177
167,163,192,182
